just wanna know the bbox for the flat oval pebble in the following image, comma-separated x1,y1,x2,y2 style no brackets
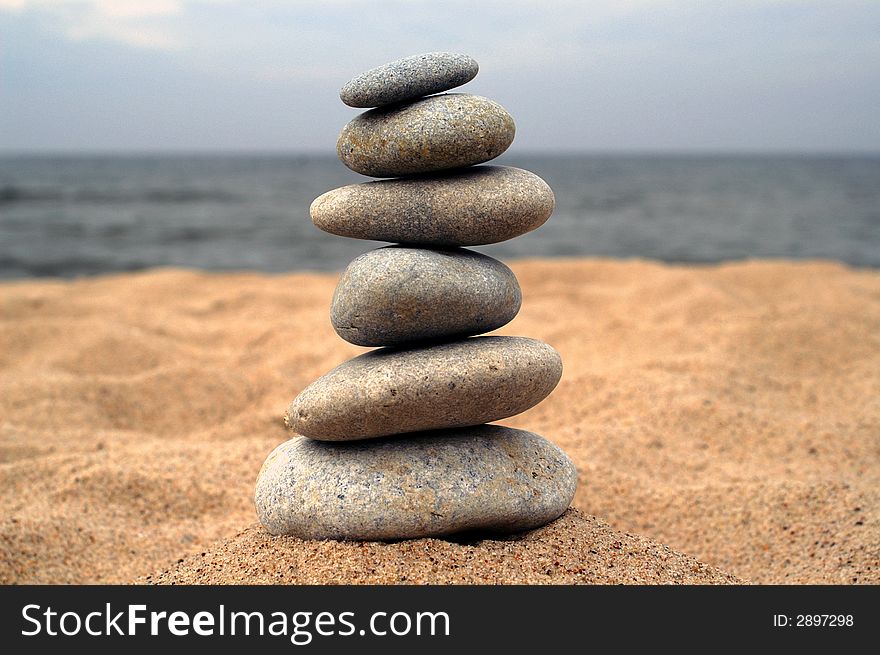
254,425,578,540
331,246,520,347
337,94,515,177
285,336,562,440
340,52,479,108
311,166,554,246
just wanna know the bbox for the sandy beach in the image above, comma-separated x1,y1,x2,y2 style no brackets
1,258,878,584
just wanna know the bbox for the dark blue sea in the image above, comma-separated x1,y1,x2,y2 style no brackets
1,153,878,278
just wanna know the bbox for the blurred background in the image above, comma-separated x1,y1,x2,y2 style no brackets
1,0,878,278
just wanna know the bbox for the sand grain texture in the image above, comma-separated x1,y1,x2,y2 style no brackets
1,260,878,584
148,510,739,585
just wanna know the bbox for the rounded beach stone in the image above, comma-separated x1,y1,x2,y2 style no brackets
285,336,562,440
311,166,554,246
340,52,479,108
331,246,521,347
254,425,578,540
337,94,515,177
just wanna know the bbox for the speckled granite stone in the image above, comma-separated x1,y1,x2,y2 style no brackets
285,336,562,441
337,94,515,177
311,166,554,246
254,425,578,540
331,246,520,347
340,52,478,108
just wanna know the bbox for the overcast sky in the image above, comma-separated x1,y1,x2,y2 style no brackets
1,0,879,153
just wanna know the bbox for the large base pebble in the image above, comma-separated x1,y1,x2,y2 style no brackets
286,336,562,440
254,425,578,540
311,166,554,246
337,94,515,177
331,246,521,346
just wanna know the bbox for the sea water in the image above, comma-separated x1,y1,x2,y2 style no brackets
1,153,877,278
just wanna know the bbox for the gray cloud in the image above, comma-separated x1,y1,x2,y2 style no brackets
1,0,878,152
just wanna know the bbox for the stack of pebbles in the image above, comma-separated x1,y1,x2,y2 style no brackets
255,53,577,541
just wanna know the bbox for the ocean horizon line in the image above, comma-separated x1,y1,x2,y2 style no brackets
2,149,879,160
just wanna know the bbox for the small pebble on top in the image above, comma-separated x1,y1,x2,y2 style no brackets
340,52,479,108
